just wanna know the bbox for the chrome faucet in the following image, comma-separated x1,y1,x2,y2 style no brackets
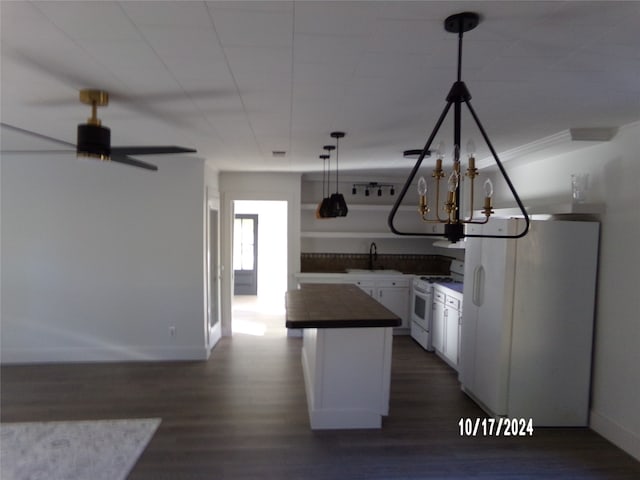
368,242,378,270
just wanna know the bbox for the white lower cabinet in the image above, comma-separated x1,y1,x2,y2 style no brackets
377,281,411,330
432,285,462,370
353,278,410,331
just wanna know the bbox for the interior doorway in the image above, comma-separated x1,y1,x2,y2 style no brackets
232,200,288,337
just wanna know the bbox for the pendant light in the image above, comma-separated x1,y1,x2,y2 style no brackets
328,131,348,217
319,145,336,218
387,12,529,242
315,153,330,218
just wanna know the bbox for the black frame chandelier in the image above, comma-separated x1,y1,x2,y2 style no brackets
388,12,529,242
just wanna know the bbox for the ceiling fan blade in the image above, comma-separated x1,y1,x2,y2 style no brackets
1,122,75,148
110,146,196,156
110,154,158,171
0,149,74,154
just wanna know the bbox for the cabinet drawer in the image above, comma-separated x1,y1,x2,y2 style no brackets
353,279,376,287
378,278,410,288
434,290,446,304
411,321,430,351
446,296,460,310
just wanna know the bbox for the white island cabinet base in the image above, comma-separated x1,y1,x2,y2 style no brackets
301,326,393,429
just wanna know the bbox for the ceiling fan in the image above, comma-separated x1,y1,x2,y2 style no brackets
1,89,197,171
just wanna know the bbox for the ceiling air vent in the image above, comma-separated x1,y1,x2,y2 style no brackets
272,150,287,158
570,127,618,142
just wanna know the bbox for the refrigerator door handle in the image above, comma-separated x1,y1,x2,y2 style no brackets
473,266,485,306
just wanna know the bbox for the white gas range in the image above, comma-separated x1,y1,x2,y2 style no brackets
410,260,464,351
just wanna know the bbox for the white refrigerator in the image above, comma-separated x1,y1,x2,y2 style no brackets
459,218,599,426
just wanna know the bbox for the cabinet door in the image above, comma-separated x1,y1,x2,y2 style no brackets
444,307,460,368
353,279,376,297
432,299,445,354
377,286,409,328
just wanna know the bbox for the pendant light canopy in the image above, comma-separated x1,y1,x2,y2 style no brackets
387,12,529,242
328,131,348,217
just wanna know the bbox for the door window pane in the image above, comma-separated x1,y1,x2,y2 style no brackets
234,217,255,271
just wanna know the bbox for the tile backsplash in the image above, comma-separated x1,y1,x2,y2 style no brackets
301,252,453,275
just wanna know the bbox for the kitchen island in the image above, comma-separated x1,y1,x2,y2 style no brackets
286,283,401,429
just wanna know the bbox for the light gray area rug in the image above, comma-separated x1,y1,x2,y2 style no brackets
0,418,161,480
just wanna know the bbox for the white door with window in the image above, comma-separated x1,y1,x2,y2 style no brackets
233,214,258,295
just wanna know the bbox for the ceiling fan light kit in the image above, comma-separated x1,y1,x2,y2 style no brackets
77,89,111,161
388,12,530,242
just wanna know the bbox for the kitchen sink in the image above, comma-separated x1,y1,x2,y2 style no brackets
345,269,401,274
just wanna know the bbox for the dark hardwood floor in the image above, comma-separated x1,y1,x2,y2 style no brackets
2,333,639,479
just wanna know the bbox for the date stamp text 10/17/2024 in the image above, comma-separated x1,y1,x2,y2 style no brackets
458,417,534,437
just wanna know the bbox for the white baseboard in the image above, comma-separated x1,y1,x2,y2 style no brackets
590,409,640,462
0,345,210,364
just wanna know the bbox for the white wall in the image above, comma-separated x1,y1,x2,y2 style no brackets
493,122,640,461
219,172,301,336
1,153,209,363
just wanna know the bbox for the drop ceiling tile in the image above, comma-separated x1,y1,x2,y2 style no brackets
294,1,377,36
34,1,142,40
0,2,66,48
80,40,167,72
294,33,368,66
137,26,226,63
121,1,213,27
164,62,238,94
364,18,443,55
291,102,336,132
224,46,292,92
352,51,430,80
207,1,293,14
293,62,354,89
210,9,293,48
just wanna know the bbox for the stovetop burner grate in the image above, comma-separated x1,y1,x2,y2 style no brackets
419,276,460,284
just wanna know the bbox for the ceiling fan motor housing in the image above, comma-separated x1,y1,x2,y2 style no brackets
77,123,111,160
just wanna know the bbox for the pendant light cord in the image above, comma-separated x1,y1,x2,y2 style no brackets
322,156,326,198
457,19,464,82
335,136,340,193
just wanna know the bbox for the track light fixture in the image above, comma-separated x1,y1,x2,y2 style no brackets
352,182,395,197
388,12,529,242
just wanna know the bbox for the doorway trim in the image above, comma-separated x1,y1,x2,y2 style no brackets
206,195,222,350
219,172,301,337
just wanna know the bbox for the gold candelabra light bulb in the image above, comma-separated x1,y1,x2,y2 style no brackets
482,178,494,217
417,176,429,218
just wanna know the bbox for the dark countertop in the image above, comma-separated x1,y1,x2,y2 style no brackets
285,283,401,329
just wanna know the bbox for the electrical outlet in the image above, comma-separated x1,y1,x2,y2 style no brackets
169,326,176,337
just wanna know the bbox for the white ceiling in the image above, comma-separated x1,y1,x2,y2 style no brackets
1,1,639,175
